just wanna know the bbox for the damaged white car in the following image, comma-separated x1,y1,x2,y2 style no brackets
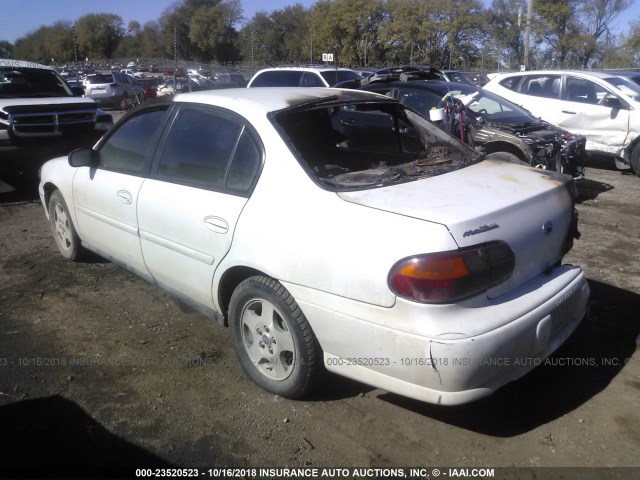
483,70,640,175
39,88,589,405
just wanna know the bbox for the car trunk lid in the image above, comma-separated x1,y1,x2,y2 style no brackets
337,160,575,299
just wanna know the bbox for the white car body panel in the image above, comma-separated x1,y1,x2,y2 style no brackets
339,160,573,299
137,179,248,312
212,130,458,308
38,87,589,405
553,100,630,155
290,265,588,405
72,167,151,280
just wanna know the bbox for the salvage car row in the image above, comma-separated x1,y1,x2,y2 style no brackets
1,57,633,406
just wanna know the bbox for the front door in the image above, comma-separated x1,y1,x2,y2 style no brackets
72,107,169,280
558,75,630,155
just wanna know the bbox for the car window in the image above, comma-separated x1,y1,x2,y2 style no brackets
398,90,442,114
250,71,303,87
274,101,477,191
520,74,561,99
85,73,113,84
564,76,605,104
320,70,362,86
157,105,243,190
498,75,523,91
604,76,640,102
445,72,473,84
0,66,73,98
226,129,262,193
467,90,534,123
301,72,325,87
99,108,168,174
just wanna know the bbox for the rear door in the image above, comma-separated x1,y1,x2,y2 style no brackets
513,73,564,124
137,104,263,313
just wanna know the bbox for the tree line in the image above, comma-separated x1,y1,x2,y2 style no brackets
2,0,639,71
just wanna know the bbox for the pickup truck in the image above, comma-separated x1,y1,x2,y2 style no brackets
0,59,113,184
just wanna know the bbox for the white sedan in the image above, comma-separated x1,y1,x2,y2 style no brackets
39,88,589,405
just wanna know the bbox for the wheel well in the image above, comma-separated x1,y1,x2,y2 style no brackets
626,135,640,160
481,142,527,162
42,182,58,211
217,266,267,325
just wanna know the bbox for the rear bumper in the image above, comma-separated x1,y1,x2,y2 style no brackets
290,265,589,405
87,93,125,108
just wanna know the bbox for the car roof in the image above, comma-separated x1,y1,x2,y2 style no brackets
173,87,386,113
254,66,357,73
0,59,54,70
493,70,619,79
605,71,640,77
364,80,475,93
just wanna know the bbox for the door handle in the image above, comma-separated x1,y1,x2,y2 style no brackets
116,190,132,204
204,216,229,234
561,110,576,114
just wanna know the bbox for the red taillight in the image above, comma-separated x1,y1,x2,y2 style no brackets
388,242,515,303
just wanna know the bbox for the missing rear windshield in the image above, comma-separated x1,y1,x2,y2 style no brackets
273,101,479,190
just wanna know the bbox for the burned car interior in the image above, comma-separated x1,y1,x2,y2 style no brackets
273,100,478,189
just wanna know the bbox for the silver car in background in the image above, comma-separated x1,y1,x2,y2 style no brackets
83,72,144,109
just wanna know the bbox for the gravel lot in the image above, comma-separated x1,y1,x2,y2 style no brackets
0,151,639,479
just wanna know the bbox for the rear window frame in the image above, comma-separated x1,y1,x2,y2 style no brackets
269,98,480,192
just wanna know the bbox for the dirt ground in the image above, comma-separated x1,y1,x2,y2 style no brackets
0,153,639,479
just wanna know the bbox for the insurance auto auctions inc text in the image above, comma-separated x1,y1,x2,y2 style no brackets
227,467,495,478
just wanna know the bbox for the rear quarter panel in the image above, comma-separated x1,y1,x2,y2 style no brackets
214,119,457,309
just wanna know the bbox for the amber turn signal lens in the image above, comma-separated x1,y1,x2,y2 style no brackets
388,242,515,303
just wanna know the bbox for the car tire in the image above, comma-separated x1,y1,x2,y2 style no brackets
631,143,640,176
119,92,129,110
229,276,322,398
49,190,84,261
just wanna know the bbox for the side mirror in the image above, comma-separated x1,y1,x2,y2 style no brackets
71,86,85,97
68,147,96,168
603,96,625,110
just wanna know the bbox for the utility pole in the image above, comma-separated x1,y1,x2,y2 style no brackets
173,27,177,91
523,0,533,69
72,25,78,68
